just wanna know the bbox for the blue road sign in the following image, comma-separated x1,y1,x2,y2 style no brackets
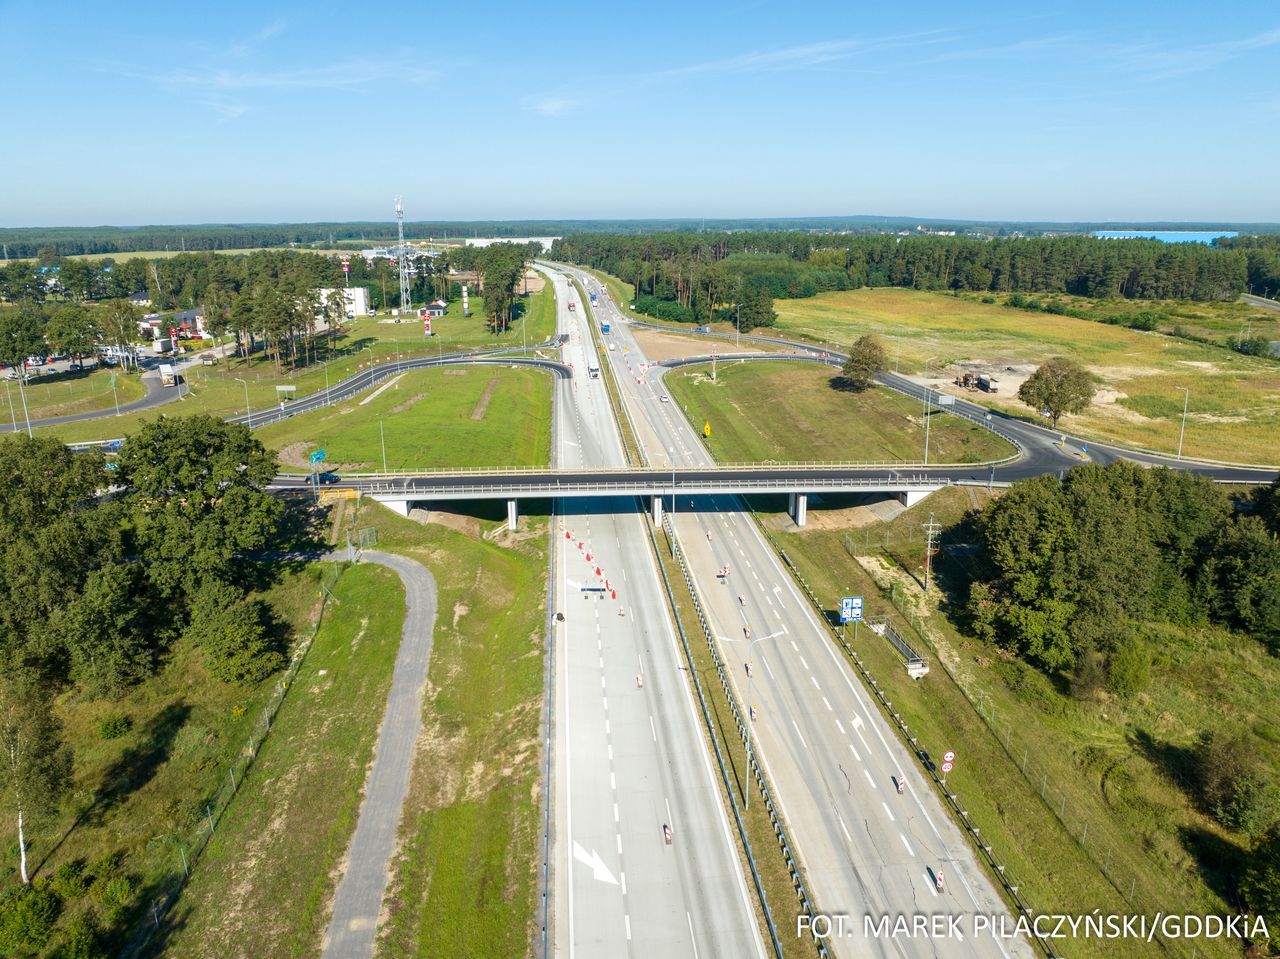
310,449,326,464
840,596,863,623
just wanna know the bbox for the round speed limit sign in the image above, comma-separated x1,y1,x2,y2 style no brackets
941,761,954,773
943,750,956,763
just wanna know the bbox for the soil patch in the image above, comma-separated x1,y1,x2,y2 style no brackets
631,327,765,363
390,392,428,415
470,377,498,420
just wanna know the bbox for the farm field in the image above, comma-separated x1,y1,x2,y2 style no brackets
663,361,1016,464
256,365,554,472
773,288,1280,463
755,485,1272,959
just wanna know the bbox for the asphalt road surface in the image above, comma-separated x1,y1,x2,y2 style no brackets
562,266,1035,959
320,550,438,959
544,268,765,959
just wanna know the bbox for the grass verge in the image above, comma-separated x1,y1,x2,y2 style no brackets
757,487,1248,959
157,561,406,958
343,498,549,958
4,366,145,421
664,361,1016,464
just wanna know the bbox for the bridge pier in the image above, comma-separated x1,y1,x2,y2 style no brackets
379,499,414,517
651,495,663,526
788,492,808,527
507,499,518,531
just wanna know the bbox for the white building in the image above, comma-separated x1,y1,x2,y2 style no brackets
316,287,372,317
464,236,560,252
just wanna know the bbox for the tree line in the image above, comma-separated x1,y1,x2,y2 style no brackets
961,463,1280,935
0,420,286,898
551,231,1257,309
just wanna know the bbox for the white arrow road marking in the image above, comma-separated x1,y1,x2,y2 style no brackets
573,841,618,885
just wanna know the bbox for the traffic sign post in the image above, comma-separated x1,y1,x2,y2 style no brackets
840,595,863,643
308,449,326,502
941,750,957,784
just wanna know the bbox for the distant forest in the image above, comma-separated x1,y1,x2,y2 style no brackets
551,232,1280,317
2,216,1278,259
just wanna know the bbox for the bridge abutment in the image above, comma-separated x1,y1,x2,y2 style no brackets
507,499,518,531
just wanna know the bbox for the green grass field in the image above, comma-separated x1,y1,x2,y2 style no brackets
340,499,548,958
41,283,557,444
161,562,406,958
3,366,145,421
0,563,340,956
758,487,1267,959
771,288,1280,463
256,365,553,471
663,361,1016,464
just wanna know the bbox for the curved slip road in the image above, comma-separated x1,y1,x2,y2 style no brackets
320,549,438,959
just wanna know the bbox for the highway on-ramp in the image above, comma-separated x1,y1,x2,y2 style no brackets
563,266,1035,959
544,268,765,959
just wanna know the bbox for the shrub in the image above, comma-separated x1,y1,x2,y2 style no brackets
1106,639,1151,697
48,913,103,959
0,885,61,956
49,861,88,901
1217,771,1280,839
97,715,132,740
89,875,132,928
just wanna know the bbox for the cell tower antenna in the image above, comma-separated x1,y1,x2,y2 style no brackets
395,195,412,317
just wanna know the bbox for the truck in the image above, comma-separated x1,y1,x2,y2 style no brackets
152,337,173,356
159,363,178,387
590,292,598,307
568,301,576,312
587,361,600,379
601,322,611,334
695,325,711,334
977,374,999,393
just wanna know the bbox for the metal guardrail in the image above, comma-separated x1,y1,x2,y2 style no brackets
650,514,828,959
746,508,1061,958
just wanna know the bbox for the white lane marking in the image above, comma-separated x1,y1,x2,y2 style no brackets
620,870,627,894
822,696,833,711
864,769,876,787
625,915,632,940
790,641,798,652
810,676,821,691
837,814,852,842
761,655,776,681
799,655,809,670
687,912,701,959
607,744,613,761
638,655,644,674
665,797,672,822
650,716,657,741
791,720,809,750
882,801,896,822
924,872,939,897
900,833,915,857
572,841,618,885
610,772,616,790
605,718,610,735
766,596,773,607
835,718,846,735
601,676,606,689
616,833,622,854
603,698,608,713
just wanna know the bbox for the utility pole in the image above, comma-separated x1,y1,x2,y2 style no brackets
922,512,941,592
1177,387,1190,460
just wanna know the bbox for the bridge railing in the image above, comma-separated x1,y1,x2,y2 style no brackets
348,476,957,498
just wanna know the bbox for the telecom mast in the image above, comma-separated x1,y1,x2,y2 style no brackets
395,196,412,316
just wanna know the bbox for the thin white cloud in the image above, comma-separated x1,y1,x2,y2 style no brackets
108,59,434,96
523,96,579,117
1113,26,1280,79
227,19,287,59
654,31,953,79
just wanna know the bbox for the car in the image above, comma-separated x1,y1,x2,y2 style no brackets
659,394,669,403
317,472,340,485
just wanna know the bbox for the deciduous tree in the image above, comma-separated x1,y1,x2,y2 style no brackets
839,334,886,391
1017,356,1095,428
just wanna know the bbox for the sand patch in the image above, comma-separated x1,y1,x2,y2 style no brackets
520,270,545,294
630,327,770,363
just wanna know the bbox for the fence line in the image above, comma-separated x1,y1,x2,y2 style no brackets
746,507,1066,959
119,562,348,958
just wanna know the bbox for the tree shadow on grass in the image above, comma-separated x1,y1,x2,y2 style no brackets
86,702,192,827
1178,825,1247,908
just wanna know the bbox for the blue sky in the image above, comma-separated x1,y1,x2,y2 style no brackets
1,0,1277,226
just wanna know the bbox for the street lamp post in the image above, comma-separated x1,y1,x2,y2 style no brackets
234,378,251,428
1177,387,1190,460
922,357,937,465
380,416,388,473
3,379,16,431
735,304,740,348
111,371,120,416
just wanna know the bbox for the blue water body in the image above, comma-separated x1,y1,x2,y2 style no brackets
1092,230,1238,244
